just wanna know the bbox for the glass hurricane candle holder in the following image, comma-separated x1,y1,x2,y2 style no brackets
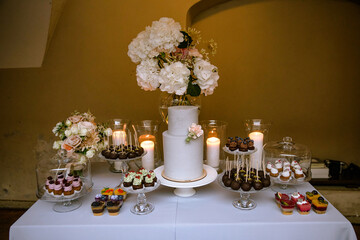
132,120,161,170
244,119,271,171
106,119,130,173
200,120,228,170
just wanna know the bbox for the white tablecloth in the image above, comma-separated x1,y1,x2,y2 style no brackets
10,163,357,240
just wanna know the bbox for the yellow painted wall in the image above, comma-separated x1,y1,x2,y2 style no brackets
0,0,359,202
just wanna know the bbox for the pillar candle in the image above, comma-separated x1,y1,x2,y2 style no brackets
249,131,264,170
206,137,220,168
139,134,156,143
112,130,126,146
141,140,155,170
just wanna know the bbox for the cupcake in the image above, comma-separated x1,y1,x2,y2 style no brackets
123,173,133,187
45,176,53,190
56,175,65,185
63,183,74,196
72,179,82,192
295,168,304,179
280,199,295,215
47,180,55,194
291,192,305,202
144,174,155,187
66,173,74,183
149,170,157,182
139,167,148,177
91,201,105,216
270,167,279,177
297,199,311,215
275,192,289,208
53,181,63,196
312,197,328,214
266,162,273,173
280,170,291,181
290,160,298,171
114,188,127,200
275,160,283,172
132,176,143,190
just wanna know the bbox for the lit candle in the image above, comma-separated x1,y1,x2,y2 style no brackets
140,140,155,170
112,130,126,146
206,137,220,169
139,134,156,143
249,131,264,169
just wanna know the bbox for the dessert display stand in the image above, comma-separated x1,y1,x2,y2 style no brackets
270,171,312,193
154,165,217,197
37,181,93,213
217,172,268,210
122,180,161,215
98,151,147,173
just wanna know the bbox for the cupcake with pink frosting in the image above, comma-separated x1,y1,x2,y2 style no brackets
63,183,74,197
72,179,82,192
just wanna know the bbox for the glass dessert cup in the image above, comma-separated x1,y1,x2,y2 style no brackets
122,180,160,215
217,172,269,210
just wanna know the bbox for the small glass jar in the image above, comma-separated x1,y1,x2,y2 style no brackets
263,136,312,182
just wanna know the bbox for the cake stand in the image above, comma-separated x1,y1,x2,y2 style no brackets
222,146,257,155
217,172,269,210
154,165,217,197
270,171,312,193
37,180,93,213
98,151,147,173
122,180,160,215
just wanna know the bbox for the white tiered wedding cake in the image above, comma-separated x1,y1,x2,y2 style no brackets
163,106,204,181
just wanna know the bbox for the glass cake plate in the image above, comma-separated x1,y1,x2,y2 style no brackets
122,180,160,215
217,172,270,210
98,150,147,173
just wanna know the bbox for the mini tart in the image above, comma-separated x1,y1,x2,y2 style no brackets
291,192,304,202
91,201,105,216
114,188,127,200
101,187,114,196
132,176,143,190
312,199,328,214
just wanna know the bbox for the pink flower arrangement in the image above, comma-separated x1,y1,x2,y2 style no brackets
186,123,204,142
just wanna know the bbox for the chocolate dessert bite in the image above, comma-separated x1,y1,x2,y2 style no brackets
253,180,263,190
262,178,271,187
239,141,248,152
241,182,252,191
231,179,242,190
224,178,233,187
229,141,238,151
127,151,137,159
102,149,111,158
247,140,255,150
109,151,118,159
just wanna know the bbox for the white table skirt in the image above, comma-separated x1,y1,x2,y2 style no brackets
10,163,357,240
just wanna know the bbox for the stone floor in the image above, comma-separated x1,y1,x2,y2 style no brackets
1,208,359,239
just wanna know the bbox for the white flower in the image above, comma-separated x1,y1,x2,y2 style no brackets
78,121,96,131
65,119,72,127
148,17,183,54
79,128,88,137
127,17,183,63
53,141,62,150
105,128,113,137
86,149,95,158
159,62,190,95
70,125,79,135
52,122,62,134
136,59,161,91
64,130,72,137
79,155,87,163
193,58,219,96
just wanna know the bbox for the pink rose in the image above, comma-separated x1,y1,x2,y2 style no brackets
62,135,82,151
68,115,83,124
78,121,96,131
188,48,203,58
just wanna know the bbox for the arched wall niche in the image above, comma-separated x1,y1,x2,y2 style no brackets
185,0,360,163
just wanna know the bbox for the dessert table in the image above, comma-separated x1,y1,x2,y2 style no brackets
10,162,357,240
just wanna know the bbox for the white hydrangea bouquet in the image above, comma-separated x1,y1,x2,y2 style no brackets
52,111,112,162
128,17,219,98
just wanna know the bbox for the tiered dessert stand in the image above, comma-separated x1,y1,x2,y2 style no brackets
37,181,93,213
154,165,217,197
122,180,161,215
220,147,269,210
